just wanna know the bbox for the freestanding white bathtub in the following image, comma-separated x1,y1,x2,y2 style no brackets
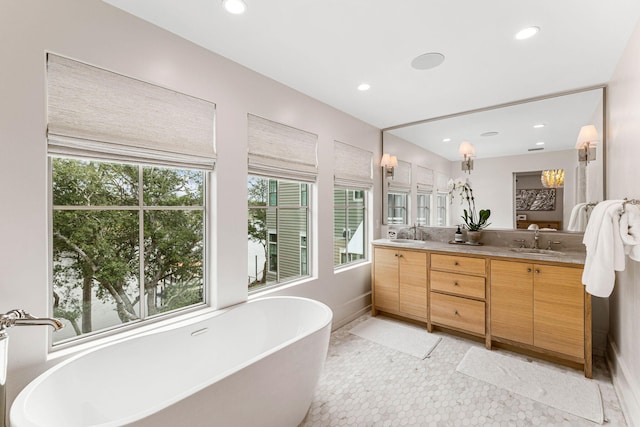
10,296,332,427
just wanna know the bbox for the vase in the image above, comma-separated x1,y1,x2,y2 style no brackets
466,230,483,244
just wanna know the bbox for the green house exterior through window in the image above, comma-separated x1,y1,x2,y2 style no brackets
334,188,367,267
248,176,310,292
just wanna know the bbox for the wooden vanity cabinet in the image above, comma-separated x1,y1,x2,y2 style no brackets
373,247,428,321
490,259,590,375
429,253,487,336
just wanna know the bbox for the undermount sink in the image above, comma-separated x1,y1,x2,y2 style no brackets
509,247,565,256
387,238,422,244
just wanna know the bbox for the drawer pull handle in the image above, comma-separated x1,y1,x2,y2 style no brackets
453,281,459,286
454,310,459,316
454,261,459,266
527,268,532,273
398,254,403,258
395,253,398,257
535,269,540,274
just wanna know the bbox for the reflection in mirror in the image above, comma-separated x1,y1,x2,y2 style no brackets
381,86,605,231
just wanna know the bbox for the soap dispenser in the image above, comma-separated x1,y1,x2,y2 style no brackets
454,226,463,243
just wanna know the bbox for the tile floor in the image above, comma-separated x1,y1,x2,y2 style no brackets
301,314,627,427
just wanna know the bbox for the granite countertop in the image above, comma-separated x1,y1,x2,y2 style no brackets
372,238,586,265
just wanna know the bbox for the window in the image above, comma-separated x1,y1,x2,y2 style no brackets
248,176,310,292
417,193,432,226
46,55,215,344
268,233,278,272
387,192,409,224
300,233,308,275
436,192,449,226
269,180,277,206
334,188,367,267
52,159,206,343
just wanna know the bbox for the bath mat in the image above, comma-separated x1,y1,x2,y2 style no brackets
349,317,441,359
456,346,604,424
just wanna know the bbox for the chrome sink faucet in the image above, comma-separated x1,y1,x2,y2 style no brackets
531,229,540,249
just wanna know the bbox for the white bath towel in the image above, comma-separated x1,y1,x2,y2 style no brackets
568,203,588,232
582,200,626,297
620,204,640,262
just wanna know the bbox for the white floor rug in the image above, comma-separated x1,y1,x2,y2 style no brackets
349,317,441,359
456,346,604,424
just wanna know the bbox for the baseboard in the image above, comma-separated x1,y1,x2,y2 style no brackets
607,338,640,427
332,305,370,331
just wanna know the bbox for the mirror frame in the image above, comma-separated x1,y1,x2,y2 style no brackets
381,85,607,229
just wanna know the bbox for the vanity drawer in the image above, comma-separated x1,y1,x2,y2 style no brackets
430,292,485,335
431,254,486,276
430,270,485,299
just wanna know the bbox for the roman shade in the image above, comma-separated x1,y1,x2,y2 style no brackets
436,172,450,192
46,54,216,170
387,160,412,192
248,114,318,182
334,141,373,188
417,165,434,193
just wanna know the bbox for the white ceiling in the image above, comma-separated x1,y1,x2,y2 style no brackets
102,0,640,131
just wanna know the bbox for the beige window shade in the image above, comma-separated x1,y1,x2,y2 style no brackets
388,160,412,192
248,114,318,182
47,54,216,170
334,141,373,188
436,172,450,192
417,165,434,193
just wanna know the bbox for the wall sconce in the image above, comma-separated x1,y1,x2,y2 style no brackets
458,141,475,174
540,169,565,188
380,153,398,178
575,125,599,164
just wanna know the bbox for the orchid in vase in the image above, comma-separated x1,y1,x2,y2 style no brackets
447,177,491,231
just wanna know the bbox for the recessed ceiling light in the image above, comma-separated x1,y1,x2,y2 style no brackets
411,52,445,70
536,141,545,146
480,131,499,137
442,138,451,143
357,83,370,91
515,26,540,40
222,0,247,15
533,123,545,128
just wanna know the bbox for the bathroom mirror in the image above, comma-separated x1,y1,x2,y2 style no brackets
381,86,605,231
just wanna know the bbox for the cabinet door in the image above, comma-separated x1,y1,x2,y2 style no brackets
534,265,584,358
490,260,534,345
399,250,427,319
374,247,399,312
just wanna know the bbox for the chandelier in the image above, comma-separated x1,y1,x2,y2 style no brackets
540,169,565,188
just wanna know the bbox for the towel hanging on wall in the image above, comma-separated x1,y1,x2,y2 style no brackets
581,200,625,297
582,199,640,297
620,203,640,261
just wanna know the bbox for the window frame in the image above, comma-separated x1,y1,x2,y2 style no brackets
436,191,449,226
248,175,312,294
49,157,211,348
387,191,410,225
416,192,433,226
333,187,369,269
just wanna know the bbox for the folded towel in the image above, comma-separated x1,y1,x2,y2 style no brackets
620,204,640,262
568,203,588,232
582,200,626,297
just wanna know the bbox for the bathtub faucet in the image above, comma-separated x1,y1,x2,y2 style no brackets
0,309,63,336
1,310,63,427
